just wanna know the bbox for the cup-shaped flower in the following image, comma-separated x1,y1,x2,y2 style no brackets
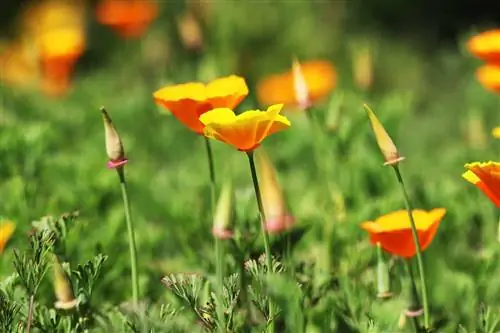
52,256,77,310
463,162,500,207
364,104,405,166
475,64,500,94
0,220,15,254
200,104,291,152
466,29,500,63
212,179,235,240
153,75,249,134
256,150,295,234
96,0,158,38
256,59,336,109
101,107,128,169
360,208,446,258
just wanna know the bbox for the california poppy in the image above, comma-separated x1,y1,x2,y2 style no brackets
96,0,158,39
475,64,500,94
0,220,16,254
463,161,500,207
200,104,291,152
467,29,500,63
360,209,446,258
153,75,249,134
0,41,39,88
256,60,336,109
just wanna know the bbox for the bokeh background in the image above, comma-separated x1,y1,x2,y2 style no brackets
2,1,500,331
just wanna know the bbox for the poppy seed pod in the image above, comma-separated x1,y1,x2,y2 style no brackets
376,243,392,299
101,107,128,169
52,256,77,310
212,179,235,240
363,104,405,166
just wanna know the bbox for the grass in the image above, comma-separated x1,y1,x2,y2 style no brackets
1,1,500,332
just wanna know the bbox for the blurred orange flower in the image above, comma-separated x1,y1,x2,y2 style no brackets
463,162,500,207
467,29,500,63
200,104,291,152
0,221,16,254
256,60,336,109
475,64,500,93
361,209,446,258
153,75,249,134
96,0,158,38
0,41,39,88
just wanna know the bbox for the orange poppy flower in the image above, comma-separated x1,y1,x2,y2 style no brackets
256,60,336,109
96,0,158,38
153,75,249,134
360,208,446,258
0,41,39,88
200,104,291,152
475,64,500,94
463,162,500,207
0,220,16,254
466,29,500,63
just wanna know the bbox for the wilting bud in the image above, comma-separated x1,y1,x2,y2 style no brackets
177,10,203,51
52,255,77,310
352,42,373,91
363,104,405,166
256,151,295,234
101,107,128,169
376,243,392,299
292,58,311,110
212,179,235,240
0,220,15,254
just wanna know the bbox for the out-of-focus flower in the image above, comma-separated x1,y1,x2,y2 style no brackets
101,107,128,169
256,150,294,234
466,29,500,63
360,208,446,258
200,104,291,152
256,60,336,109
463,162,500,206
352,42,374,90
0,41,39,88
96,0,158,39
212,179,235,239
475,64,500,94
492,127,500,138
177,10,203,51
364,104,405,166
52,256,78,310
0,220,15,254
153,75,248,134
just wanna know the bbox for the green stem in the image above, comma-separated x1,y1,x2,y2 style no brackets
117,167,139,305
26,294,34,333
247,151,276,333
403,260,422,333
204,137,226,333
393,166,430,329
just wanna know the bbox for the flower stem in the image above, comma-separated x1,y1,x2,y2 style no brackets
393,165,430,329
403,260,422,333
247,151,276,333
26,294,34,333
204,137,226,333
117,167,139,305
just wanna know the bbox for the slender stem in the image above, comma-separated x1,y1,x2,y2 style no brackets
117,167,139,305
247,151,275,333
403,260,422,333
393,166,430,329
204,137,226,333
26,294,34,333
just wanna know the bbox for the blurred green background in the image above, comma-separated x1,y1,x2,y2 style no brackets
1,1,500,331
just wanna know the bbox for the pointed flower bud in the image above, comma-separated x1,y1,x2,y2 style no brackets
212,179,235,240
376,243,392,299
52,255,77,310
292,57,311,110
101,107,128,169
363,104,405,166
256,150,295,234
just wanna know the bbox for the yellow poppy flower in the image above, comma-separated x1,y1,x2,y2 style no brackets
466,29,500,63
0,221,16,254
492,127,500,138
463,161,500,207
199,104,291,152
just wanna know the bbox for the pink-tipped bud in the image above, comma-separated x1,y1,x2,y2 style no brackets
101,107,128,169
212,179,235,240
52,255,77,310
256,150,295,234
363,104,405,166
292,57,311,110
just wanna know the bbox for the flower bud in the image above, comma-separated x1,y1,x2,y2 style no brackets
101,107,128,169
0,220,15,254
292,57,311,110
363,104,405,166
212,179,235,240
52,255,77,310
256,150,295,234
177,10,203,51
352,41,373,91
